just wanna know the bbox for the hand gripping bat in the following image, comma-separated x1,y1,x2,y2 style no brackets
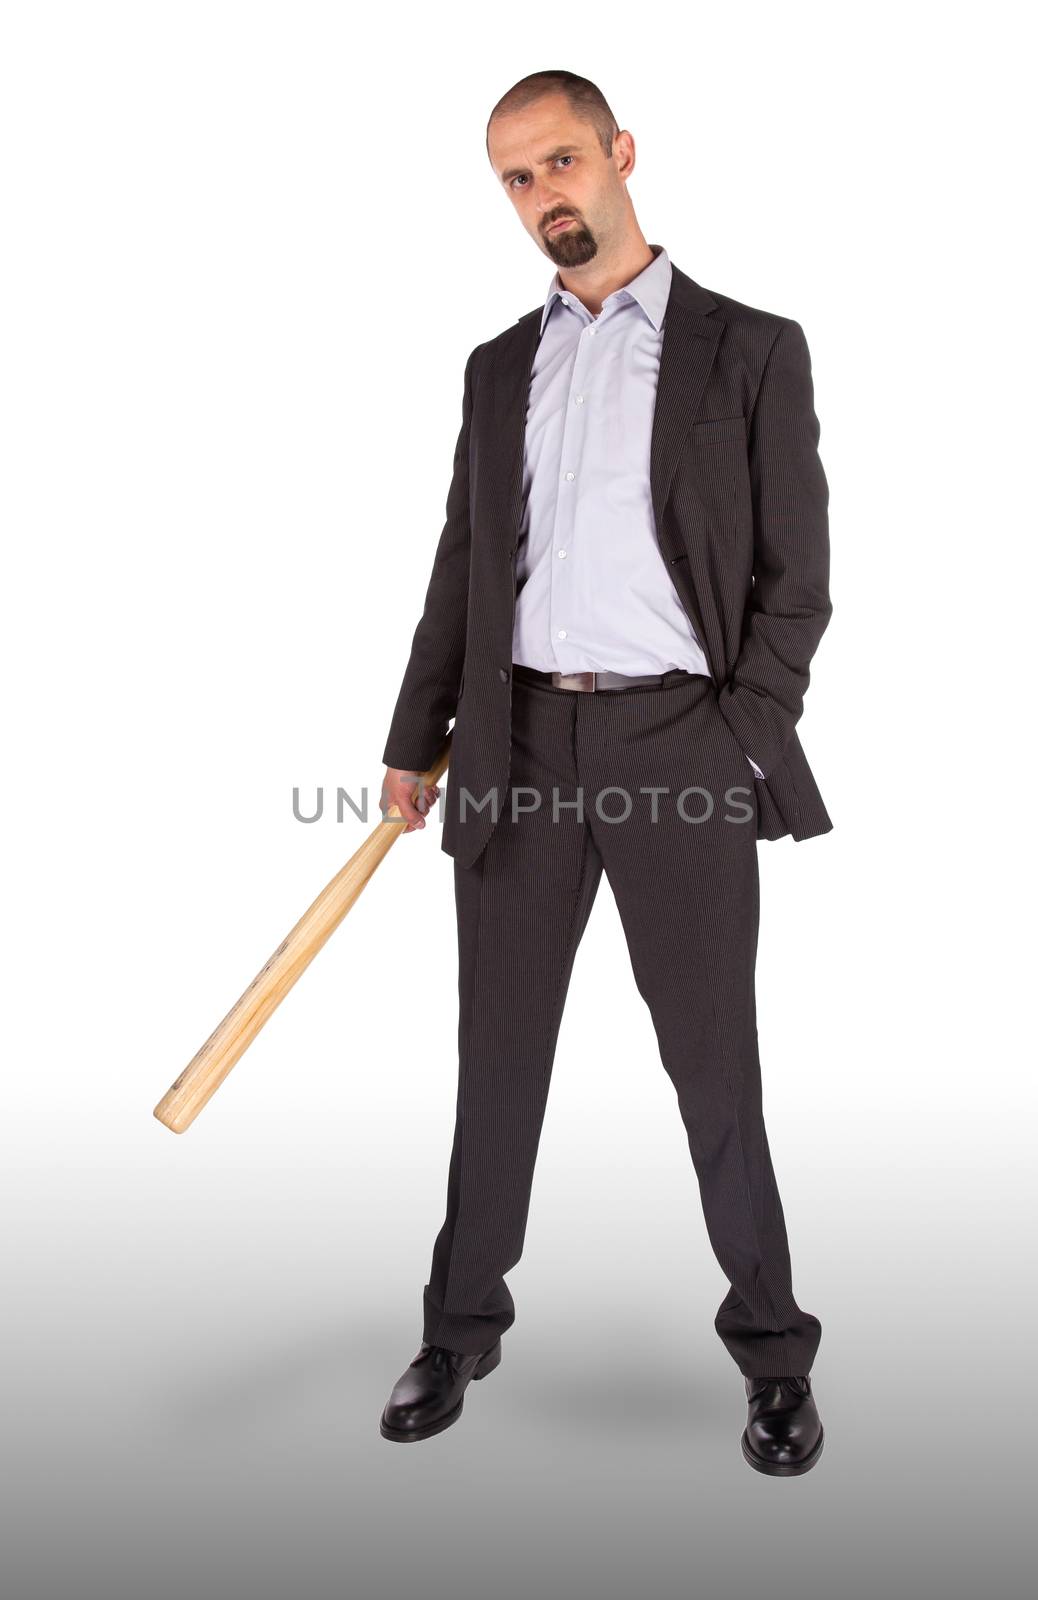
152,734,452,1134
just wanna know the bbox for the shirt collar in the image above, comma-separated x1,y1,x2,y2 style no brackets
539,243,671,336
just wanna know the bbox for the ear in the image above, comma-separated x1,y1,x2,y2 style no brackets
613,128,636,179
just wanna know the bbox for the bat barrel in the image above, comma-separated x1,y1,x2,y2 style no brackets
153,736,452,1132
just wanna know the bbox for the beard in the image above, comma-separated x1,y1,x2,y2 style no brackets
543,215,597,267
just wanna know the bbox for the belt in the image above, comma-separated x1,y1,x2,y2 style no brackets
512,663,702,693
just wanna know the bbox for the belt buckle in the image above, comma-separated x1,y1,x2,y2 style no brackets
552,670,596,692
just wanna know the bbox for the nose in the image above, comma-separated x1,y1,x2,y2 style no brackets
533,182,568,216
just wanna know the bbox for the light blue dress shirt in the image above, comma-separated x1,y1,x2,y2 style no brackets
511,243,711,680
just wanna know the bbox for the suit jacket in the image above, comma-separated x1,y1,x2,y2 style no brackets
382,261,833,869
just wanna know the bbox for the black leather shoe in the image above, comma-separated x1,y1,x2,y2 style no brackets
379,1338,502,1442
741,1374,824,1476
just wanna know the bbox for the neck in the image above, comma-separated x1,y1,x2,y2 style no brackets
557,234,656,318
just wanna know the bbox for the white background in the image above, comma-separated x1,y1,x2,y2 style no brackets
1,4,1033,1598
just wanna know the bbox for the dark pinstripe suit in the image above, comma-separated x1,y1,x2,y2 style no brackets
382,260,830,1376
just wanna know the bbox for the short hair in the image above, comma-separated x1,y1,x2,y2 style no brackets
486,71,619,162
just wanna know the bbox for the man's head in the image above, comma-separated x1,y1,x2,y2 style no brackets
486,71,637,269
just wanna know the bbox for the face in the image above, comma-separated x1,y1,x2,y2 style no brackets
488,93,633,268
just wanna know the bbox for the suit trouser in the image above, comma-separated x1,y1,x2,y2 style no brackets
422,668,822,1378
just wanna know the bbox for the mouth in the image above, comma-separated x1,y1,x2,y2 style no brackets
547,217,576,234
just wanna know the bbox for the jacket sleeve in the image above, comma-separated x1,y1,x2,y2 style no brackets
715,318,832,778
381,343,480,773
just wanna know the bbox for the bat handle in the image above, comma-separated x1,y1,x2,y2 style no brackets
382,733,453,817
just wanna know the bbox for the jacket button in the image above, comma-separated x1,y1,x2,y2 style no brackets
499,667,509,682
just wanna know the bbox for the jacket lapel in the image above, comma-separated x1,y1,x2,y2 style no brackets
489,313,541,554
648,285,725,531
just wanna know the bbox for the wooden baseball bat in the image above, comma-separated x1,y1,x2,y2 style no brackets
153,734,452,1134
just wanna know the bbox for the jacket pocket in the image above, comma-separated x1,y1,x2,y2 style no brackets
691,414,746,444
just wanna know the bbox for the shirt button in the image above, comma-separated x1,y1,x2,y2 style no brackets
564,471,575,481
574,394,584,404
588,326,597,335
498,667,509,682
557,549,567,559
557,629,567,639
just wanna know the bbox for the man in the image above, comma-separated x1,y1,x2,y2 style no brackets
378,69,831,1476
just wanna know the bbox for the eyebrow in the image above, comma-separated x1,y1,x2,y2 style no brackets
499,144,581,185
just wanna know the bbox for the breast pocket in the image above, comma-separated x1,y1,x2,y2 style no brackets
692,415,747,445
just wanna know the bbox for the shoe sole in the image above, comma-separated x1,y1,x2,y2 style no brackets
740,1423,824,1476
379,1339,502,1443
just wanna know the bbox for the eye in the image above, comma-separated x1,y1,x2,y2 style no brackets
510,156,575,190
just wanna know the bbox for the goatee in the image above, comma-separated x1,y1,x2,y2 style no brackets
544,219,597,267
